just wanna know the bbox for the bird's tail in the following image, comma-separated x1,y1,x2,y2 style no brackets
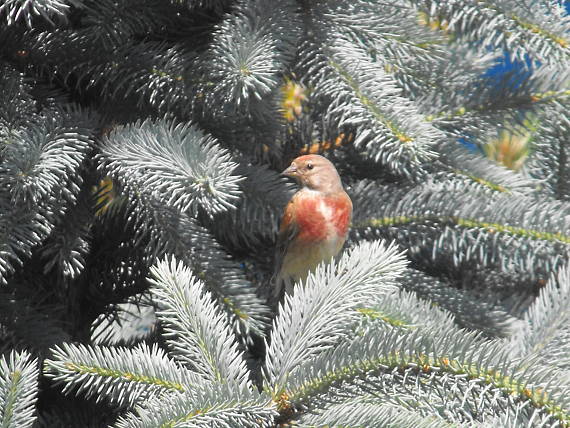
267,273,292,313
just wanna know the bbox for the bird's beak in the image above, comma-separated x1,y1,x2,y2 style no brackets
282,163,298,177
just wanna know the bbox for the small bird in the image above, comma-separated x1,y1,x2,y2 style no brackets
273,154,352,304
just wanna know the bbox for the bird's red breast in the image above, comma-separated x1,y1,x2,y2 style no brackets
281,191,352,244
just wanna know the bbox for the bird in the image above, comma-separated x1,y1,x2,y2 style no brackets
272,154,352,305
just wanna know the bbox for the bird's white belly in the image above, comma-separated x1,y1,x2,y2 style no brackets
281,199,345,283
281,239,342,286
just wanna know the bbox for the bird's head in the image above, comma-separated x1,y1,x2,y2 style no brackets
282,154,343,193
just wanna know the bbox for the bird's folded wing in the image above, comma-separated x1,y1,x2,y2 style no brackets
270,198,299,305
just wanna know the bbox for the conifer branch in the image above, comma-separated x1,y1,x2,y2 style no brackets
437,143,539,194
44,343,205,408
208,163,292,253
0,120,92,206
399,269,523,338
0,0,72,27
0,194,52,285
117,193,270,336
297,402,453,428
353,179,570,279
40,185,93,278
198,0,299,115
0,351,39,428
300,36,441,178
114,389,276,428
148,257,251,388
264,240,407,395
99,119,243,216
409,0,570,64
510,266,570,369
286,328,570,425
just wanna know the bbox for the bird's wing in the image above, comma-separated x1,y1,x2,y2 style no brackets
271,197,299,304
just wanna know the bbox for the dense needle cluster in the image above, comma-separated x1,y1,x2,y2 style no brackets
0,0,570,427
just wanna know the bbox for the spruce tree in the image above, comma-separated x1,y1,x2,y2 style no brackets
1,0,570,426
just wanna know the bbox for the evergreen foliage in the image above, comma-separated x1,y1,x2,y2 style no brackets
0,350,39,428
0,0,569,426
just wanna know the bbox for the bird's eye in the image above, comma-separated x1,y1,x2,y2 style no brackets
307,163,314,170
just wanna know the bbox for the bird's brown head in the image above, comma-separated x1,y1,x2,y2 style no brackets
282,154,343,193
